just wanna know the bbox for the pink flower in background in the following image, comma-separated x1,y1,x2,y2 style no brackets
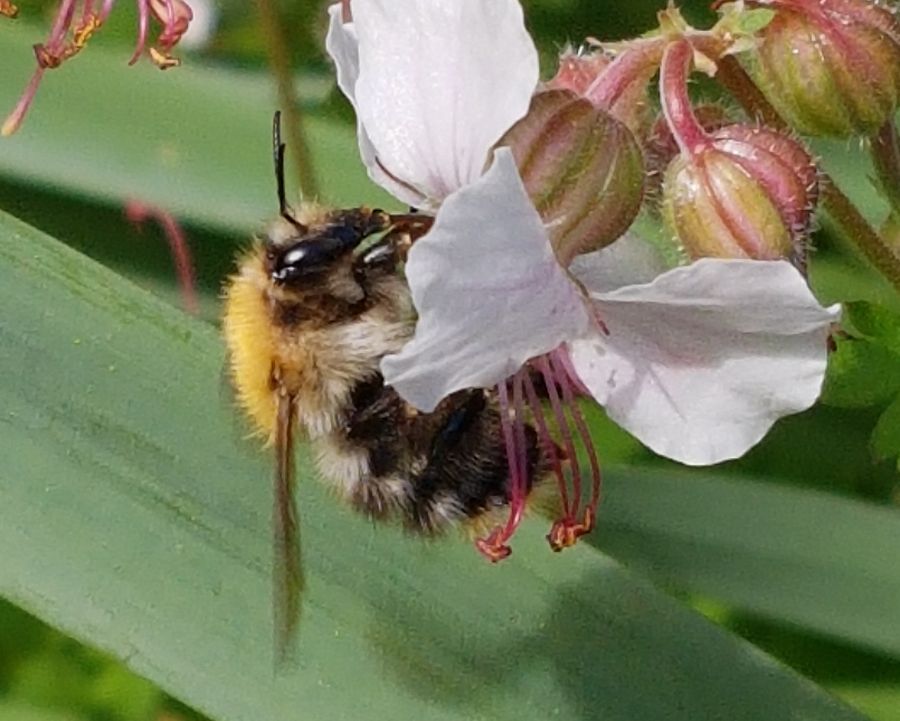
3,0,194,136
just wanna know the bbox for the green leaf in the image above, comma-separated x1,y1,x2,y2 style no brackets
735,8,776,34
594,466,900,658
0,213,869,720
821,337,900,408
871,393,900,462
847,303,900,356
0,21,394,235
0,701,86,721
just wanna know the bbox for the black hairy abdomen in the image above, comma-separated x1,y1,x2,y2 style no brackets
343,374,541,533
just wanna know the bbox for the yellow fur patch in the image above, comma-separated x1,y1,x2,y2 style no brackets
222,248,278,443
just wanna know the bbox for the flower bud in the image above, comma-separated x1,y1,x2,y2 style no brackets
497,89,645,265
740,0,900,136
662,124,818,262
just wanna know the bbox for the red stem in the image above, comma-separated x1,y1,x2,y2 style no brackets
660,38,708,157
584,40,662,111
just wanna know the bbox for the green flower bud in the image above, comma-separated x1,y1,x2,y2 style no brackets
497,89,645,265
740,0,900,136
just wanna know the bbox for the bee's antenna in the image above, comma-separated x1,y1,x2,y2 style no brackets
273,111,307,233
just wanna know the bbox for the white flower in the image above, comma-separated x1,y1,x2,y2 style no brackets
328,0,840,468
326,0,840,557
380,150,841,466
326,0,539,209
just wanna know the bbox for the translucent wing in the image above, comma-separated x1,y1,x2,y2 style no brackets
273,388,303,667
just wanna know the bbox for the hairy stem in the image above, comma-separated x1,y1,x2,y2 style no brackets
873,120,900,214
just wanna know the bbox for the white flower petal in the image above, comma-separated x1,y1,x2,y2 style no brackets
351,0,539,205
569,258,840,465
325,4,425,207
569,231,671,294
381,149,591,411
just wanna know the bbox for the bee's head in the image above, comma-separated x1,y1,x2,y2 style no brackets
264,208,390,287
267,224,360,285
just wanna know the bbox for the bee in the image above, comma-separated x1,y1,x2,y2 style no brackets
223,114,544,659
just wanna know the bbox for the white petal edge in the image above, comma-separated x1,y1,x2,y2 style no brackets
325,4,426,207
381,149,591,411
568,258,841,465
351,0,539,205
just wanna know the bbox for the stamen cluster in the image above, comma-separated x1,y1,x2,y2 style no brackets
3,0,193,136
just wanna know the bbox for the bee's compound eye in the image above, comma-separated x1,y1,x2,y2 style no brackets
271,236,346,283
283,247,307,266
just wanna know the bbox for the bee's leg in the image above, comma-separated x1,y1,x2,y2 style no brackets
355,238,399,274
383,213,434,262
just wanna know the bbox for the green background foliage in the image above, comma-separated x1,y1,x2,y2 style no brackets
1,1,899,720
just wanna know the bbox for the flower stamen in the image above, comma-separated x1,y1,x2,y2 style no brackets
475,377,527,562
130,0,151,64
125,200,199,315
536,355,583,524
549,347,602,545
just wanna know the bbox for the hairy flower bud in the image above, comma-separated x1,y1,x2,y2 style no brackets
740,0,900,136
498,89,645,265
662,125,818,262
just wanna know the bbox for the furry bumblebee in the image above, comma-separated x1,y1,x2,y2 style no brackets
223,114,543,656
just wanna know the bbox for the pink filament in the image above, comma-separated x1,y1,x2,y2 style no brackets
476,347,604,559
508,371,528,535
158,0,179,49
2,67,44,136
125,200,199,315
537,356,581,521
46,0,78,55
129,0,150,64
98,0,116,22
79,0,95,25
522,371,568,512
551,348,603,515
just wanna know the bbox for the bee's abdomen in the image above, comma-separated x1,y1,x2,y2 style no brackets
332,376,541,534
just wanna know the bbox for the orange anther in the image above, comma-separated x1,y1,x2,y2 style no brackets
150,47,181,69
475,528,513,563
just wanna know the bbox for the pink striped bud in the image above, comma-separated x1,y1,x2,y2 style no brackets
497,89,645,265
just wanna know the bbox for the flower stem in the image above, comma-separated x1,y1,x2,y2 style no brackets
716,54,900,295
660,39,708,156
584,39,662,112
873,120,900,215
256,0,319,199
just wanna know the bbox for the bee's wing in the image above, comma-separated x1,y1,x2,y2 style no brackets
273,389,303,667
